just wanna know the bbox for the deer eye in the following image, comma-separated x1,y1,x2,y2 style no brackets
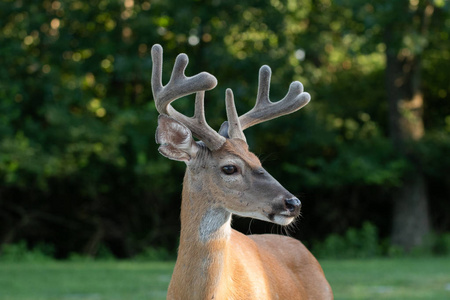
222,165,238,175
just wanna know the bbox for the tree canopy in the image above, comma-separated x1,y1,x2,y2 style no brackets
0,0,449,257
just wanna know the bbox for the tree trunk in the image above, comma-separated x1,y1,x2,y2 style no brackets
391,173,430,250
385,30,431,251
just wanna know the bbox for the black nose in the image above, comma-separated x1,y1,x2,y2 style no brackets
285,197,301,213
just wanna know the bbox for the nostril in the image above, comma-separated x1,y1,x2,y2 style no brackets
285,198,301,212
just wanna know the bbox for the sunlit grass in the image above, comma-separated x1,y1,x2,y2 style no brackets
0,257,449,299
0,261,173,300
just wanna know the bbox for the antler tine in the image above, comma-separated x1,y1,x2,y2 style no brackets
167,91,226,149
151,44,226,150
225,89,246,142
239,65,311,130
151,44,217,114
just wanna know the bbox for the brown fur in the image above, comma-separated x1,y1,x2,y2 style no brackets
167,140,333,299
221,139,261,169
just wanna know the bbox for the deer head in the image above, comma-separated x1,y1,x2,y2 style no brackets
152,44,310,226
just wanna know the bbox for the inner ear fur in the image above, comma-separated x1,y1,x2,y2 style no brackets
156,115,199,162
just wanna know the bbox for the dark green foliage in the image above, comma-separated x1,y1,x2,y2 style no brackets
0,0,449,257
432,233,450,256
312,222,381,259
0,241,54,262
312,223,450,259
133,246,176,262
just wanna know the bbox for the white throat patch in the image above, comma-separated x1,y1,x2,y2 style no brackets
199,207,232,243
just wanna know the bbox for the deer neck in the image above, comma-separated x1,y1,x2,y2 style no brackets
173,171,232,298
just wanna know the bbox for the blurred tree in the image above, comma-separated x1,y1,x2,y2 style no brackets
332,0,449,250
382,0,433,251
0,0,448,257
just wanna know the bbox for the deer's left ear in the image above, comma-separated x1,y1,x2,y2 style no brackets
156,115,199,162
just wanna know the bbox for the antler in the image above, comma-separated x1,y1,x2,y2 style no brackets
152,44,310,147
151,44,226,150
240,65,310,129
222,65,310,140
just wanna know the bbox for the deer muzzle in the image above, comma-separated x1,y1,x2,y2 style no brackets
285,197,302,214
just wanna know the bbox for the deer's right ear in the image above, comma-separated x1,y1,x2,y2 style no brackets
155,115,199,162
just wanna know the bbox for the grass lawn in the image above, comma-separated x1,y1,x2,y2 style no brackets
0,261,173,300
0,257,449,299
323,257,450,299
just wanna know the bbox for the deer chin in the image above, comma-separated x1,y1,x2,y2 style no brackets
272,215,296,226
227,209,296,226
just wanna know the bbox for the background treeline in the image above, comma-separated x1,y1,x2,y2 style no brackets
0,0,449,259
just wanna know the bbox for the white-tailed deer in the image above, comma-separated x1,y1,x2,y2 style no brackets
151,44,332,300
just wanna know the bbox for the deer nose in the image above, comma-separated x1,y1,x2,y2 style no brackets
285,197,301,213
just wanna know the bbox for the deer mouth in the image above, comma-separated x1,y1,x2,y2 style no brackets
227,196,301,226
265,197,301,225
268,212,297,226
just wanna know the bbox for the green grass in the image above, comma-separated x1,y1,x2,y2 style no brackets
323,257,450,299
0,258,449,299
0,261,173,300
